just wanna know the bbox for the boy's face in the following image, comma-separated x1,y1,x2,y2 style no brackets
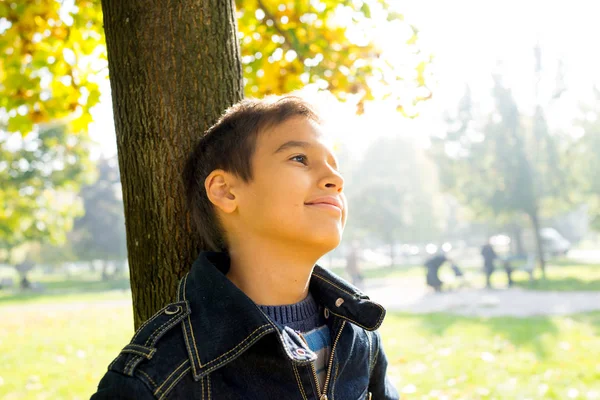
233,116,347,254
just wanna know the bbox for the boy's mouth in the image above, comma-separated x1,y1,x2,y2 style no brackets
305,196,343,211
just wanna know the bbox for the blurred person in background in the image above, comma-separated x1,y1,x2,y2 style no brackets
424,249,450,292
450,262,468,288
502,258,515,287
481,239,498,289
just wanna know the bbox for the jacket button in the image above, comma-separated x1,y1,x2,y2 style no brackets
165,305,181,315
324,308,330,319
335,298,344,307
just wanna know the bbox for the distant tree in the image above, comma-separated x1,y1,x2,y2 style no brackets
346,136,441,265
71,157,126,279
0,124,93,278
432,67,570,277
347,183,405,266
14,240,76,287
572,87,600,230
14,257,35,289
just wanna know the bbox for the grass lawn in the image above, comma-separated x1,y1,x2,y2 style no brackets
380,312,600,399
0,294,134,400
512,264,600,291
0,268,131,306
2,291,599,399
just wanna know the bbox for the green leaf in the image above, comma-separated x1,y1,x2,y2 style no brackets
7,114,34,135
360,3,371,18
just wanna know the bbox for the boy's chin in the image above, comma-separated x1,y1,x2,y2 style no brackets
303,232,343,254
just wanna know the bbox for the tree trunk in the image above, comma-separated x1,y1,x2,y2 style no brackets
101,0,244,328
528,210,546,279
15,259,34,290
17,270,31,290
510,223,525,256
101,260,110,281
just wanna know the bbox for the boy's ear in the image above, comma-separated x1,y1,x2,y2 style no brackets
205,170,238,214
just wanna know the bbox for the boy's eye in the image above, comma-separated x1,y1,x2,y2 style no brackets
290,154,308,165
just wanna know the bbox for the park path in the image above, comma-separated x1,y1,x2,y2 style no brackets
365,277,600,317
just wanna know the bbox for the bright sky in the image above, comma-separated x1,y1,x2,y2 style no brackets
89,0,600,158
398,0,600,122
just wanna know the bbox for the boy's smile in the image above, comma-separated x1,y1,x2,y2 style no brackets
233,116,347,253
305,195,344,214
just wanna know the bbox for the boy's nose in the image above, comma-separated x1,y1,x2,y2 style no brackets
321,169,344,192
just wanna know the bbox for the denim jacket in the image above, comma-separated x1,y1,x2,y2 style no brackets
91,252,399,399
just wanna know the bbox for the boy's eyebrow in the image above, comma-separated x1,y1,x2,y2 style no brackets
273,140,312,154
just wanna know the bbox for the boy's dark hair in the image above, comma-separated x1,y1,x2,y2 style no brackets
183,96,320,251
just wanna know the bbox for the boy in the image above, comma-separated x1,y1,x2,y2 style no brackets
92,96,398,399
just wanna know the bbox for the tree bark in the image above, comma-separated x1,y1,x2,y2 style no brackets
528,210,547,279
101,0,244,328
101,260,110,281
510,223,525,256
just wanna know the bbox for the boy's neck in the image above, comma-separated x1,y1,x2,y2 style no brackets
225,238,322,306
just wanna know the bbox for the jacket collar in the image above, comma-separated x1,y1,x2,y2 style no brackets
177,251,386,380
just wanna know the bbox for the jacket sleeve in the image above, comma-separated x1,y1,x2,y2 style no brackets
368,331,400,400
90,370,155,400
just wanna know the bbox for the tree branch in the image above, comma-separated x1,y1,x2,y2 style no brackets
255,0,306,64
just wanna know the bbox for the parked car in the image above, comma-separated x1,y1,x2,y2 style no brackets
539,228,571,256
493,227,571,258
